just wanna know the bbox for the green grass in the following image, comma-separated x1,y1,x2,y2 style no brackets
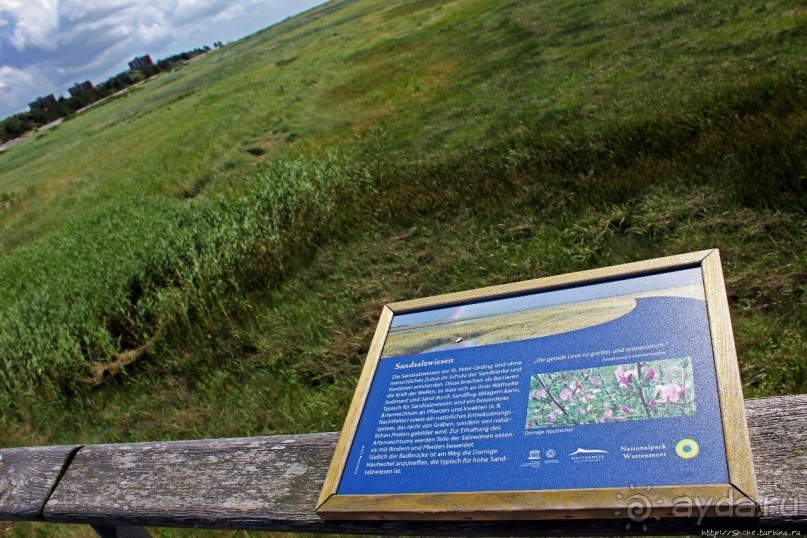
0,0,805,534
0,153,373,418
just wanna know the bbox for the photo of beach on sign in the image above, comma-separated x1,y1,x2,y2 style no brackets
381,269,706,359
525,357,697,428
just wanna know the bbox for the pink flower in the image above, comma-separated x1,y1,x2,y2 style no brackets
645,368,656,381
601,409,613,421
548,411,557,422
621,404,630,415
578,407,587,415
615,365,636,386
559,388,573,400
604,400,611,408
656,381,684,403
531,389,547,399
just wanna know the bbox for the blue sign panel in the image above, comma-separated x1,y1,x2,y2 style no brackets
337,268,729,495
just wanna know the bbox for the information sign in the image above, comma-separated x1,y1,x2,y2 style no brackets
317,250,759,520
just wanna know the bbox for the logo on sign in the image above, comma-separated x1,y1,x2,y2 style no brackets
528,449,541,460
569,448,608,463
675,439,699,459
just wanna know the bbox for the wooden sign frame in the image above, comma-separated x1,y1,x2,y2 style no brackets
317,250,759,520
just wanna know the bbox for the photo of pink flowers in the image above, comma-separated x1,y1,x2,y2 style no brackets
525,357,696,428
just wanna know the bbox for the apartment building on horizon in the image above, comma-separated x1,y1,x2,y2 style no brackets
68,81,94,97
29,94,58,111
128,55,154,71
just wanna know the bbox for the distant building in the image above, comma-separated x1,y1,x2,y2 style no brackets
68,81,94,97
29,94,58,111
128,55,154,71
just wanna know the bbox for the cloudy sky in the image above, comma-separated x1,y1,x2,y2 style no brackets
0,0,326,118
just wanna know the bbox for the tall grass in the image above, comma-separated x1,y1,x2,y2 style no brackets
0,0,803,451
0,154,374,417
1,68,803,419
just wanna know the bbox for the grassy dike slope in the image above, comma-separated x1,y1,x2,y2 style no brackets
0,0,804,468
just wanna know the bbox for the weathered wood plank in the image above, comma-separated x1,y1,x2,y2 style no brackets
746,394,807,525
0,445,80,521
44,433,338,530
40,395,807,534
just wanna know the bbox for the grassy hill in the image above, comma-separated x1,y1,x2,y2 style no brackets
0,0,804,469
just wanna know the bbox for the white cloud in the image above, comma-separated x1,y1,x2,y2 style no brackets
173,0,231,24
0,0,326,117
1,0,59,51
0,65,53,110
0,65,32,86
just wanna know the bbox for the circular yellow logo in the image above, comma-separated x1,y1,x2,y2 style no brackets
676,439,699,459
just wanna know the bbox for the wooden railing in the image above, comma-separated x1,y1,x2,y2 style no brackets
1,395,805,536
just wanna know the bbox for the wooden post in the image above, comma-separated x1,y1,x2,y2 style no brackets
91,525,151,538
